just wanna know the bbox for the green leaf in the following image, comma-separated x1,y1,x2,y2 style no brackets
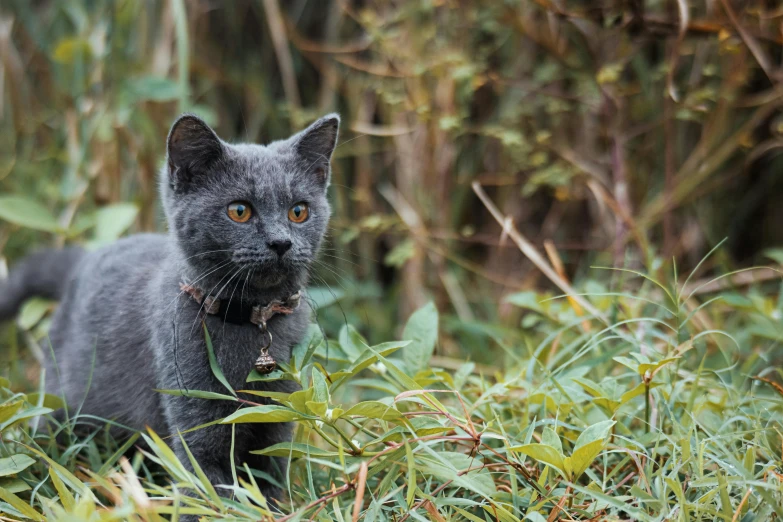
17,298,54,330
140,430,192,483
764,248,783,265
97,433,141,477
177,432,224,510
0,196,62,233
125,75,180,102
306,287,345,310
0,455,35,477
564,420,615,480
236,390,292,403
417,450,495,498
504,291,544,312
565,439,605,480
573,377,608,399
574,420,615,451
19,445,88,496
613,356,640,373
203,323,236,396
0,486,44,521
251,442,339,458
25,392,65,411
329,341,408,382
405,441,416,507
0,407,53,431
338,324,366,360
0,478,29,494
291,323,324,370
246,368,297,383
341,401,403,421
402,302,439,374
49,468,75,512
637,357,680,376
92,203,138,243
221,405,311,424
311,367,330,404
0,401,23,425
155,389,238,401
510,444,566,478
541,427,563,455
384,238,415,267
305,400,328,417
368,417,450,444
620,382,662,404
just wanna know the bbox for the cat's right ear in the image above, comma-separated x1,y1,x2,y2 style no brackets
167,114,224,189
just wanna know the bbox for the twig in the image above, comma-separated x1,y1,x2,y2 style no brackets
471,182,608,325
276,482,354,522
666,0,690,101
262,0,301,113
720,0,778,85
351,462,368,521
732,488,752,522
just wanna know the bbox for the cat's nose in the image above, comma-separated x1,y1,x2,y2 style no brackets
268,239,292,257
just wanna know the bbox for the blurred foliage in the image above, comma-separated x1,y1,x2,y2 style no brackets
1,0,783,520
1,0,782,342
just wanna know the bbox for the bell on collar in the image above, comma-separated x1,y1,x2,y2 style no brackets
255,350,277,374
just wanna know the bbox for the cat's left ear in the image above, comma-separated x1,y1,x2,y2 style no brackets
293,114,340,187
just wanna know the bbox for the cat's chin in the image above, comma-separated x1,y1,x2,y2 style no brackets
251,268,289,289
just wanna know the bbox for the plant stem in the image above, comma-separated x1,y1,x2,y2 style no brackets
331,422,363,455
343,416,378,439
313,425,341,450
644,382,651,433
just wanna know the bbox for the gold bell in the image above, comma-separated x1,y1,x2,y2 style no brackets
254,349,277,374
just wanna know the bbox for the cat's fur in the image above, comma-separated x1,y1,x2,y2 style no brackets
0,113,339,500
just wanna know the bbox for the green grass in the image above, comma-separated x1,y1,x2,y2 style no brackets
1,256,781,521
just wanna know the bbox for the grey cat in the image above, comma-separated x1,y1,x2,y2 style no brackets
0,113,339,504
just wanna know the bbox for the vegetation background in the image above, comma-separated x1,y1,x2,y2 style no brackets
0,0,782,520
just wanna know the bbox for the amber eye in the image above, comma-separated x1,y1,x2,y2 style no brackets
288,202,309,223
227,202,252,223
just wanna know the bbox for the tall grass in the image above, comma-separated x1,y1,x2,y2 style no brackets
0,256,781,520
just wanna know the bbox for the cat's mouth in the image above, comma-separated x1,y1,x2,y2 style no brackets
230,255,291,287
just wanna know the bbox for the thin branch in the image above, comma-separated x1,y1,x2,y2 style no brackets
471,182,608,325
262,0,301,113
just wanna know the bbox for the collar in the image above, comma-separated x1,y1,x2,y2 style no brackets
180,281,301,326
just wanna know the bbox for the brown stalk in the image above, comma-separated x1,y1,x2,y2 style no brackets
351,462,368,522
472,182,608,324
261,0,301,114
719,0,778,84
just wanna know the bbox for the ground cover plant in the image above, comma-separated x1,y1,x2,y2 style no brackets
0,246,781,520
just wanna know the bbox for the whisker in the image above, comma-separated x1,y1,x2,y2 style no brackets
306,270,350,335
300,294,330,364
190,264,243,335
181,249,233,263
222,265,249,338
318,252,362,268
310,259,354,290
165,259,234,312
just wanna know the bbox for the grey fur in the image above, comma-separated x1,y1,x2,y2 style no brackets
0,113,340,504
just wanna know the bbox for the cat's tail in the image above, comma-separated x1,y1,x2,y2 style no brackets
0,247,85,322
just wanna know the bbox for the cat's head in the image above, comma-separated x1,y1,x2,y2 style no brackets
160,113,339,297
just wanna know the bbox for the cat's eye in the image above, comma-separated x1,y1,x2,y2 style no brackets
227,202,252,223
288,202,309,223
